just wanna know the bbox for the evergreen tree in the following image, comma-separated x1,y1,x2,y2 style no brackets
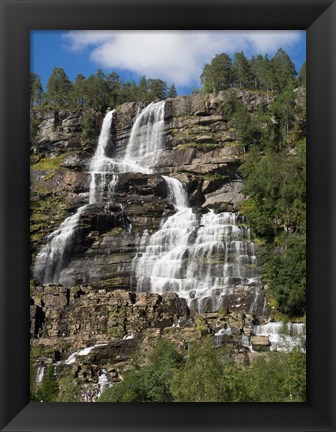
233,52,253,89
271,85,296,145
271,48,296,92
168,83,177,98
45,67,72,107
84,69,110,112
201,53,233,93
298,62,306,87
120,80,138,103
106,71,122,107
137,76,148,101
251,54,276,91
30,72,44,106
72,73,87,107
40,365,59,402
147,78,168,100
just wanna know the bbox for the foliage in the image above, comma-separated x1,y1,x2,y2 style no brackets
171,339,240,402
263,234,306,317
240,350,306,402
45,67,73,107
99,339,182,402
40,365,59,402
201,53,233,93
201,48,298,94
57,374,82,402
99,337,306,403
30,73,44,106
168,83,177,98
270,48,296,92
80,111,99,142
298,62,306,87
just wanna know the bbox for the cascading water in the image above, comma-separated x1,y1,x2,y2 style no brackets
134,199,259,312
34,102,166,285
124,101,165,170
252,322,306,352
34,110,116,284
34,98,261,315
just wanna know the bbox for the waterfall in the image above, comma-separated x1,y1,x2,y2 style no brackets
134,206,258,312
34,102,166,285
36,365,45,383
124,101,165,168
89,111,115,203
34,206,87,284
33,98,262,315
34,110,116,284
252,322,306,352
162,176,189,209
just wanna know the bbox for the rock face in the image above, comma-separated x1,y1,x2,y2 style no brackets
31,92,257,285
30,286,269,393
30,91,273,395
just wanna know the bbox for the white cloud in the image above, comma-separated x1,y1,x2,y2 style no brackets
63,30,303,86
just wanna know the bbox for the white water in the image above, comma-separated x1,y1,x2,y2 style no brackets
97,369,111,398
65,343,108,365
34,205,87,284
134,178,258,312
34,99,262,314
36,365,45,383
34,103,166,285
253,322,306,352
124,101,165,169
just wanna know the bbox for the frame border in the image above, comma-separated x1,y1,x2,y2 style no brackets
1,0,335,431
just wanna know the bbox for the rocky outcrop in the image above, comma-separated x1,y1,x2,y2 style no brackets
30,286,271,393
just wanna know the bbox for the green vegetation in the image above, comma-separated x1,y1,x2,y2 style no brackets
199,50,306,319
56,374,82,402
99,338,306,402
40,365,59,402
99,340,182,402
200,48,297,94
31,69,178,112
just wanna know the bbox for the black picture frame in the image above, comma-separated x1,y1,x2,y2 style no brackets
1,0,335,431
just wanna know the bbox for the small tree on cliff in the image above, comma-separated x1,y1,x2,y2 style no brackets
30,73,44,106
168,83,177,98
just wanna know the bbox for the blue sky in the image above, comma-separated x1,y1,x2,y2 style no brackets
31,30,306,96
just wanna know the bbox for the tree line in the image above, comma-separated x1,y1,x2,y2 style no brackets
30,68,178,111
200,48,306,94
31,49,306,111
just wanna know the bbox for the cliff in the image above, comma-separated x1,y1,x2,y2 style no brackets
30,90,274,397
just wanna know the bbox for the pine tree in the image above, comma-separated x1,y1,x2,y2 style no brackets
85,69,110,111
271,48,296,92
201,53,233,94
298,62,306,87
72,74,87,107
106,71,122,107
233,52,253,89
40,365,59,402
168,83,177,98
45,67,72,107
147,79,168,101
30,73,44,106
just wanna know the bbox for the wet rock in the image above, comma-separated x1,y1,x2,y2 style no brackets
251,336,271,352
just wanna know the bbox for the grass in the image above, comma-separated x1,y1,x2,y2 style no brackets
30,152,74,171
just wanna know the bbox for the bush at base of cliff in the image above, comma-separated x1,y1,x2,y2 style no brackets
99,339,183,402
98,337,306,403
